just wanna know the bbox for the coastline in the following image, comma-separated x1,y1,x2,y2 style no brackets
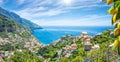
38,30,112,46
33,26,113,45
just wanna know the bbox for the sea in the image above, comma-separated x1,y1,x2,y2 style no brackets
33,26,113,44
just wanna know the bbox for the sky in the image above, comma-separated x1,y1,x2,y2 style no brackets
0,0,112,26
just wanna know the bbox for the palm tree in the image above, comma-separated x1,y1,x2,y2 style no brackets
102,0,120,55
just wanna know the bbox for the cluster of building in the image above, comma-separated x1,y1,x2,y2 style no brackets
52,34,79,46
0,30,102,61
0,30,43,61
0,33,25,45
57,43,77,58
56,32,101,58
64,44,77,57
0,51,14,62
80,32,100,51
24,40,44,52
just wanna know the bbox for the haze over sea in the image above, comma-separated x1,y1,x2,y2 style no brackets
33,26,113,44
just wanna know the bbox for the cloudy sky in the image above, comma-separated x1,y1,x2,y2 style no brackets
0,0,112,26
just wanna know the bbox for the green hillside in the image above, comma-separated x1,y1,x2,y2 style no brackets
0,14,43,62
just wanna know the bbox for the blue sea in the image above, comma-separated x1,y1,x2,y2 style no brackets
33,26,113,44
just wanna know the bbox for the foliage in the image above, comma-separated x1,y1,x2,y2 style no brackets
103,0,120,55
6,50,43,62
0,14,20,32
37,31,116,62
71,56,84,62
91,30,115,44
0,14,42,62
0,42,24,51
59,57,70,62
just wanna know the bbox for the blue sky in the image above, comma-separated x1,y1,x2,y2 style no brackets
0,0,112,26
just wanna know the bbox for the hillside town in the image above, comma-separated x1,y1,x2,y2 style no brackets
54,32,100,58
0,29,43,61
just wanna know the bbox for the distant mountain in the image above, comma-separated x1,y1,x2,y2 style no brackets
0,7,42,31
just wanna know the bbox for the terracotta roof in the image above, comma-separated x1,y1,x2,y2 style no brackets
71,44,77,47
0,56,3,62
84,42,92,45
86,38,91,41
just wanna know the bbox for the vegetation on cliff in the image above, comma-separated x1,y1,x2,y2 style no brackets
0,14,43,62
37,30,118,62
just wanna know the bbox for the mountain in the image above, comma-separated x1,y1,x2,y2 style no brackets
0,13,43,61
0,14,18,32
0,7,42,31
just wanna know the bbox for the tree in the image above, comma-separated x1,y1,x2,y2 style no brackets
8,50,43,62
102,0,120,55
71,56,84,62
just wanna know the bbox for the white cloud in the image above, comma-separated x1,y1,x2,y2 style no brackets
32,15,112,26
15,0,107,18
14,0,110,26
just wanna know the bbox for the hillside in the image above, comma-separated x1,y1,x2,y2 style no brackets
0,7,42,31
0,14,119,62
38,30,119,62
0,14,17,32
0,14,44,62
